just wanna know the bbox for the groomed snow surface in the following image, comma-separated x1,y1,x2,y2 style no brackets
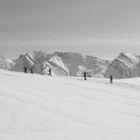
0,70,140,140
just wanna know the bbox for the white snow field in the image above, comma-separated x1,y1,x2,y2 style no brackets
0,70,140,140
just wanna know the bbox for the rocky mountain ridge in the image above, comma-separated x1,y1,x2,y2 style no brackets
0,55,14,70
105,52,140,78
1,51,140,78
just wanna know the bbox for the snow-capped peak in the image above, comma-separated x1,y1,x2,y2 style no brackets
49,56,69,73
105,52,140,78
118,52,139,64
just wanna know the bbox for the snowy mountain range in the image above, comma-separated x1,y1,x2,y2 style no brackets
2,51,140,78
10,51,108,77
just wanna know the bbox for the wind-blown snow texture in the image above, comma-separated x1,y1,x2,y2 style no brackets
0,70,140,140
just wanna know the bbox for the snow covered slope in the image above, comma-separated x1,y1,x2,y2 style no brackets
0,70,140,140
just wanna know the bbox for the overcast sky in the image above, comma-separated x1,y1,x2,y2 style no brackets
0,0,140,59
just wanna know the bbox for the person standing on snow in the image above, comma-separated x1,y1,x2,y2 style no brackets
110,75,113,84
83,72,87,80
48,68,52,76
30,67,33,74
24,67,27,73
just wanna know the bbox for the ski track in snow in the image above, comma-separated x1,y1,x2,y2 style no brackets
0,70,140,139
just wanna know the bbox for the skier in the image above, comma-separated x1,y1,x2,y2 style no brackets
110,75,113,84
24,67,27,73
48,68,52,76
30,67,33,74
83,72,87,80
